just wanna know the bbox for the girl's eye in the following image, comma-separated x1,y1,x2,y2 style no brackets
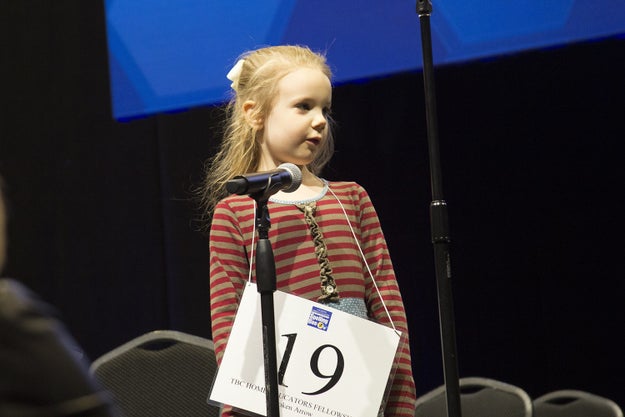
296,103,311,111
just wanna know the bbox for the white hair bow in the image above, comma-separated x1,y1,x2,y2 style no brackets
226,59,245,90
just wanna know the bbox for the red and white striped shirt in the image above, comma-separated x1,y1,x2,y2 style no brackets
209,181,417,417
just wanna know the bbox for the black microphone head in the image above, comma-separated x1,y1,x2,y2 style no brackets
225,163,303,196
225,177,247,195
279,163,302,193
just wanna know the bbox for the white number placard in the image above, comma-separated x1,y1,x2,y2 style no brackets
209,283,401,417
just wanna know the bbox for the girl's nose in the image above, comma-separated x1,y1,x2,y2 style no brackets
312,111,327,132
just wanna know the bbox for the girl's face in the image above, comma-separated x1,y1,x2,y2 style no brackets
257,67,332,171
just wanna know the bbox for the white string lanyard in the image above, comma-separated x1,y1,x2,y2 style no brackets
246,187,399,335
327,187,399,335
247,201,256,284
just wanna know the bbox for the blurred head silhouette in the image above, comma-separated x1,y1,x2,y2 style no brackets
0,177,7,273
0,176,118,417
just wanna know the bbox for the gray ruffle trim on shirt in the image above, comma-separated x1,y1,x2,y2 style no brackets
269,179,329,204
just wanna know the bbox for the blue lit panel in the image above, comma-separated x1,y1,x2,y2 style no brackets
104,0,625,120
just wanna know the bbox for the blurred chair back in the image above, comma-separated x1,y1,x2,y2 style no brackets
533,390,623,417
414,376,532,417
90,330,219,417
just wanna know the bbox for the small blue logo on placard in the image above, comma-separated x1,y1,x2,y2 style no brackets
307,306,332,331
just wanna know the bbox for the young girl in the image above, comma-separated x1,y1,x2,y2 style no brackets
200,45,416,417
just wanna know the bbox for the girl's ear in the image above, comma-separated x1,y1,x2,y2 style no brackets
243,100,263,129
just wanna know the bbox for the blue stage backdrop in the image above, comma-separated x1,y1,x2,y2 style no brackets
104,0,625,120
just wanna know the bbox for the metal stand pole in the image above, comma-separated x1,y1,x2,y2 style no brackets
253,196,280,417
416,2,462,417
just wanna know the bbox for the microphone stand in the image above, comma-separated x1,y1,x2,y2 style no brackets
251,190,280,417
416,2,462,417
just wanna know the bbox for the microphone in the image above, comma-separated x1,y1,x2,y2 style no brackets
226,163,302,196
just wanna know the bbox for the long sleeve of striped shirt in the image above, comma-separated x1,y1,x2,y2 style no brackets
209,181,417,417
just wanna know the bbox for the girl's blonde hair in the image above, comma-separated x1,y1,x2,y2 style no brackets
197,45,334,228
